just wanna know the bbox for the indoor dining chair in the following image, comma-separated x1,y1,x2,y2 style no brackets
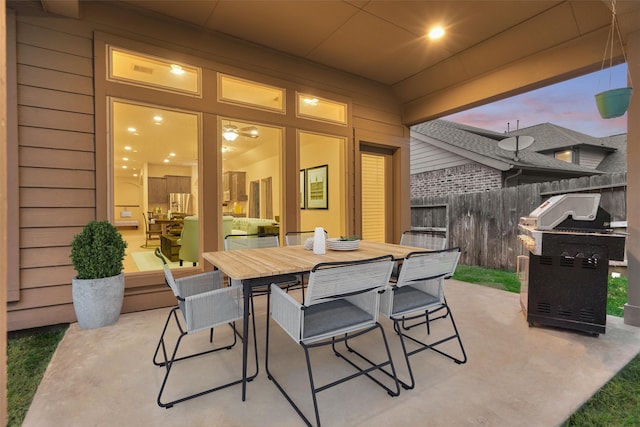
143,212,162,247
152,249,258,408
379,247,467,390
266,255,400,427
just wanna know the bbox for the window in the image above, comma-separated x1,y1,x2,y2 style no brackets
109,47,201,96
554,150,573,163
219,74,285,113
110,99,200,273
296,93,347,125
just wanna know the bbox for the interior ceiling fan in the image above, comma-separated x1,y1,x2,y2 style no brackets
222,124,259,141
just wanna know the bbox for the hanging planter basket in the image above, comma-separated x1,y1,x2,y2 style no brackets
595,0,634,120
595,87,633,119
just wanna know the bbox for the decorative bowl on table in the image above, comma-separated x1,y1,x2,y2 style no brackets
326,237,360,251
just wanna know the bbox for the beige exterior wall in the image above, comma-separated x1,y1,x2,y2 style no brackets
624,29,640,327
6,2,410,330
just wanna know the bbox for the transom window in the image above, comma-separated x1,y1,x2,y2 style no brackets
108,46,201,96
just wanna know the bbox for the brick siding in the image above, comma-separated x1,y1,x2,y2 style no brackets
411,163,502,198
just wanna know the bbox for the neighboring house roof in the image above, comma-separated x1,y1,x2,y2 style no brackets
596,134,627,172
507,123,619,154
411,120,601,176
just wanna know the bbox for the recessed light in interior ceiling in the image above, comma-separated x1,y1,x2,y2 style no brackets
428,26,445,40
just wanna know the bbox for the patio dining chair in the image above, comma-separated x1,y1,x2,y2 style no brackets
224,233,300,297
379,247,467,390
394,229,451,327
152,249,258,408
284,230,330,299
284,229,328,246
266,255,400,427
399,229,447,251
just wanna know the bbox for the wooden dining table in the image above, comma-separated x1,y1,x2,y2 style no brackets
202,240,423,401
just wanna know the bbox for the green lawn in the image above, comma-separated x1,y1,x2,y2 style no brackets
6,265,638,426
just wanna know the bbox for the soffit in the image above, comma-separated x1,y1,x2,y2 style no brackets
43,0,640,120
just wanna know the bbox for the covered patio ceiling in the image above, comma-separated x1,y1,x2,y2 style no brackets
43,0,640,124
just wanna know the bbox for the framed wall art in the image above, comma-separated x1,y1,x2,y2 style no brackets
306,164,328,209
300,169,306,209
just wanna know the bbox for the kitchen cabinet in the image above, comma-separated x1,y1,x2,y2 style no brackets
148,177,167,204
223,171,247,201
166,175,191,193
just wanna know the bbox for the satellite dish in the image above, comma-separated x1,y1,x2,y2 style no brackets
499,135,534,160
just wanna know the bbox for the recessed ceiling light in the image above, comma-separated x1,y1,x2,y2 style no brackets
169,152,176,157
123,157,128,161
124,146,132,151
428,26,445,40
122,165,127,169
170,64,185,75
153,115,163,122
164,159,169,163
133,173,138,177
127,127,137,133
304,98,319,106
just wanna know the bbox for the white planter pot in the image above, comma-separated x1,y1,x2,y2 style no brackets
72,273,125,329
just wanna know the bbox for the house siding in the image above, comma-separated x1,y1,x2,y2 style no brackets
410,139,470,174
578,147,607,169
411,163,502,198
7,1,410,330
8,8,96,330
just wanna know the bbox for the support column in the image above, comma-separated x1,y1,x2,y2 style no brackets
624,29,640,327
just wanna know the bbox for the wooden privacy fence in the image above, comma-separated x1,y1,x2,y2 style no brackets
410,172,627,271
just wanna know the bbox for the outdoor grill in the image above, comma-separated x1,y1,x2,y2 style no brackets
517,194,626,335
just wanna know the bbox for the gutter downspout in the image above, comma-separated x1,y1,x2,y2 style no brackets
504,168,522,187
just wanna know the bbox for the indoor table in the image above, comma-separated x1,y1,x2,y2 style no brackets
202,240,422,401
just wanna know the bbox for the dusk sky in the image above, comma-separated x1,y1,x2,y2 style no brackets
441,63,629,138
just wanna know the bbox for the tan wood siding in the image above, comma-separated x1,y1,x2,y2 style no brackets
19,86,94,113
21,227,84,248
10,7,97,330
19,146,94,170
19,168,95,189
20,207,95,228
20,266,76,289
19,126,94,151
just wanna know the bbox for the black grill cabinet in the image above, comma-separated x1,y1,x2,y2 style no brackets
518,194,626,336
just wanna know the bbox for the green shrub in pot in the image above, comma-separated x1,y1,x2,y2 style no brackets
70,221,128,329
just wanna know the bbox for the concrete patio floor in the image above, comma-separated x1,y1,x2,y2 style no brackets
24,279,640,427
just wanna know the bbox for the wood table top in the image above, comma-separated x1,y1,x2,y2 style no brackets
203,241,422,280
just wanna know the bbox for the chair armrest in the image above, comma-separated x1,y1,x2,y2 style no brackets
183,285,243,333
378,284,395,318
345,290,380,322
271,284,303,342
408,277,444,303
176,271,223,298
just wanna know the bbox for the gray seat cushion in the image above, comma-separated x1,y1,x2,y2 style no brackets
393,285,439,313
303,299,372,339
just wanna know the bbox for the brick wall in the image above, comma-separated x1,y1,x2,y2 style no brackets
410,163,502,198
